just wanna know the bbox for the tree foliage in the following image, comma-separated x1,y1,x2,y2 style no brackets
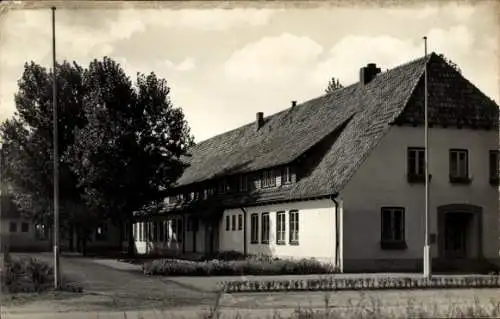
0,61,88,232
1,57,194,255
325,77,344,94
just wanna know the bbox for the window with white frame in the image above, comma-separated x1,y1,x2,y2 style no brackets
282,166,292,184
449,149,469,180
238,214,243,231
250,213,259,244
231,215,236,231
261,213,270,244
225,215,230,231
289,210,299,244
381,207,405,245
262,170,276,188
276,211,286,244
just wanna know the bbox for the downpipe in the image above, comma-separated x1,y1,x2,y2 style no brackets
330,195,341,272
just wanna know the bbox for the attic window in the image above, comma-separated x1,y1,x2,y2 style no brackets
240,174,248,192
262,170,276,188
218,179,228,194
282,166,292,184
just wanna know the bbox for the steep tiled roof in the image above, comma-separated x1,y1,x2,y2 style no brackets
173,53,498,203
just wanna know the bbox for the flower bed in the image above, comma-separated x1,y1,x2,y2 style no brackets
218,275,500,293
142,256,337,276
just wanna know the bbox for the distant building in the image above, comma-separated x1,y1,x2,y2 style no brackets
130,53,499,272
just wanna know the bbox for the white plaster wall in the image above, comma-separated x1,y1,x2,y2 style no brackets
341,126,499,262
218,199,337,265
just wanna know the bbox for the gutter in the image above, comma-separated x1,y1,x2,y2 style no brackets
329,194,341,271
239,207,248,256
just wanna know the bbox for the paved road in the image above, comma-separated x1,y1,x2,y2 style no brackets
4,254,218,312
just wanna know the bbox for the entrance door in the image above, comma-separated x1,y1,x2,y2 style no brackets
444,213,470,259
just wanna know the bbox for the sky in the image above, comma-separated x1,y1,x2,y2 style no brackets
0,1,498,142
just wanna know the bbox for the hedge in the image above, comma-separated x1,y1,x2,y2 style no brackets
218,275,500,293
142,256,338,276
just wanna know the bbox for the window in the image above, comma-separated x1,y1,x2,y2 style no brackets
9,222,17,233
240,175,248,192
35,224,47,240
380,207,406,249
164,220,172,241
489,150,499,184
262,170,276,188
238,214,243,231
96,223,108,241
289,210,299,244
171,219,177,241
231,215,236,231
261,213,270,244
276,211,286,245
282,166,292,184
21,222,29,233
218,179,227,194
153,222,158,241
250,214,259,244
449,149,470,183
159,221,165,241
225,215,230,231
178,218,183,242
407,147,425,183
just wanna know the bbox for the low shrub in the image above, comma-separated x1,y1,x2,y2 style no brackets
219,275,500,293
1,253,83,294
143,257,337,276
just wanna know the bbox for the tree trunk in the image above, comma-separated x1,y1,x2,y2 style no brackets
82,227,89,257
68,225,74,252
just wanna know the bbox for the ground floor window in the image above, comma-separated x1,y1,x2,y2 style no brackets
9,222,17,233
250,213,259,244
95,223,108,241
35,224,48,240
276,211,286,245
261,213,270,244
289,210,299,244
380,207,406,249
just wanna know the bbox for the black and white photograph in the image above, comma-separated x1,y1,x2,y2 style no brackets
0,1,499,318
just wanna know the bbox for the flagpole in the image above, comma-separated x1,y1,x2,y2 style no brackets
423,36,432,278
52,6,61,289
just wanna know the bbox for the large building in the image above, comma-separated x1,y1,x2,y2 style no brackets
129,52,500,272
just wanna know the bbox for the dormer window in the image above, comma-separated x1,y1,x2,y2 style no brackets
262,169,276,188
240,174,248,192
282,166,292,184
218,179,227,194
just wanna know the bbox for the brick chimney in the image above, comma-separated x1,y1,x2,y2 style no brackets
359,63,381,86
256,112,264,131
291,100,297,107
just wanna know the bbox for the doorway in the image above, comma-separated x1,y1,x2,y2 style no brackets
443,212,471,259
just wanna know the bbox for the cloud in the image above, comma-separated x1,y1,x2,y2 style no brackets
224,33,323,83
222,24,497,104
176,57,196,72
115,8,277,32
